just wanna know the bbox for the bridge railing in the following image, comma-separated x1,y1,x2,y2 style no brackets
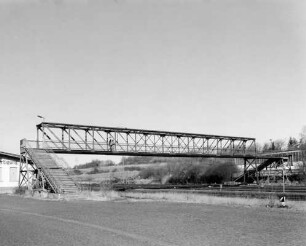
257,149,305,162
20,139,63,193
28,140,255,157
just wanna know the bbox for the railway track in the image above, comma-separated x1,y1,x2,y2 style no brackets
112,183,306,193
110,183,306,201
80,183,306,200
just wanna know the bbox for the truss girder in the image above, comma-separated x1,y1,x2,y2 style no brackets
19,154,35,188
34,122,256,158
258,150,305,163
234,157,286,183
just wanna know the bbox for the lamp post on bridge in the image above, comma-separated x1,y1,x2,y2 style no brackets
37,115,45,122
37,115,46,148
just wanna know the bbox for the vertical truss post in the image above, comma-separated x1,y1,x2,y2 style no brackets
42,124,45,147
106,132,109,151
26,155,30,190
85,130,88,150
192,137,195,153
162,135,164,153
62,129,64,147
243,158,247,184
126,133,129,152
68,128,71,150
216,139,219,155
36,127,39,148
144,134,147,153
187,137,189,153
134,133,137,152
92,129,95,150
153,134,156,152
18,154,22,190
255,159,259,184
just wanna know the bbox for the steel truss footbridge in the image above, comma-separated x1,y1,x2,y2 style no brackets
19,122,304,193
33,122,257,158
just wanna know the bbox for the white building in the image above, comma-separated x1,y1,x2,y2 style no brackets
0,151,20,193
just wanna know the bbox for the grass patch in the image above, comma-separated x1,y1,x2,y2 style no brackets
14,186,27,195
64,190,122,201
120,190,306,211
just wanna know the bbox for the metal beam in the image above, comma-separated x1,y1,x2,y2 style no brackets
34,122,257,158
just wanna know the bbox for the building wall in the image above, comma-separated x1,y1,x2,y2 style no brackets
0,158,20,188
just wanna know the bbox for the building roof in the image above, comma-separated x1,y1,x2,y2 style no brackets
0,151,20,162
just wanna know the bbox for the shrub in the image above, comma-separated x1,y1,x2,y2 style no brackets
202,162,238,184
138,159,237,185
14,186,27,195
74,159,115,169
168,162,207,184
87,167,100,174
139,166,168,181
119,156,153,165
73,169,82,175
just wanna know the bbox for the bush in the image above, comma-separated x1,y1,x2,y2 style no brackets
14,186,27,195
168,162,207,184
74,159,115,169
87,167,100,174
200,162,238,184
73,169,82,175
119,156,154,165
86,168,112,174
138,159,238,185
139,166,168,181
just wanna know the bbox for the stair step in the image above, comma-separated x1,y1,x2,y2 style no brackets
27,147,79,194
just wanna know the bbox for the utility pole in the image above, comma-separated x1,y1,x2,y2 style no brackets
282,161,285,193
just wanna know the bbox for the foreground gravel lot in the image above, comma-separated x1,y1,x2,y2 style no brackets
0,194,305,246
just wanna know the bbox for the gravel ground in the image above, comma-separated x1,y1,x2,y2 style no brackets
0,194,305,246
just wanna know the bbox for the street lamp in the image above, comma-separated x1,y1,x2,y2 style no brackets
37,115,45,122
37,115,46,148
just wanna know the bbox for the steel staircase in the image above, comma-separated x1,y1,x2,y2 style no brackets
234,158,282,183
22,141,79,194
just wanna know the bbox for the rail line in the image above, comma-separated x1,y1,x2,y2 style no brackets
107,184,306,201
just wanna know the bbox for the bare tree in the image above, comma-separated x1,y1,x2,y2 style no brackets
288,137,299,150
273,139,286,151
299,125,306,150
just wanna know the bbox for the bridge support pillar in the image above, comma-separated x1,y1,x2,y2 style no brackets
243,158,247,184
19,142,35,191
242,158,258,184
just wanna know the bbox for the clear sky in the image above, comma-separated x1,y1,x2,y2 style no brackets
0,0,305,166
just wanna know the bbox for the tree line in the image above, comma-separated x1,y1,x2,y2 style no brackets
259,126,306,152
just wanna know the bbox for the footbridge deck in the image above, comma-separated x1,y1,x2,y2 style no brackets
34,122,257,158
20,122,306,192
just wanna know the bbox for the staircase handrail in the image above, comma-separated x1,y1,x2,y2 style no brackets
40,141,70,169
40,141,80,191
25,148,63,193
258,149,303,156
22,140,63,193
